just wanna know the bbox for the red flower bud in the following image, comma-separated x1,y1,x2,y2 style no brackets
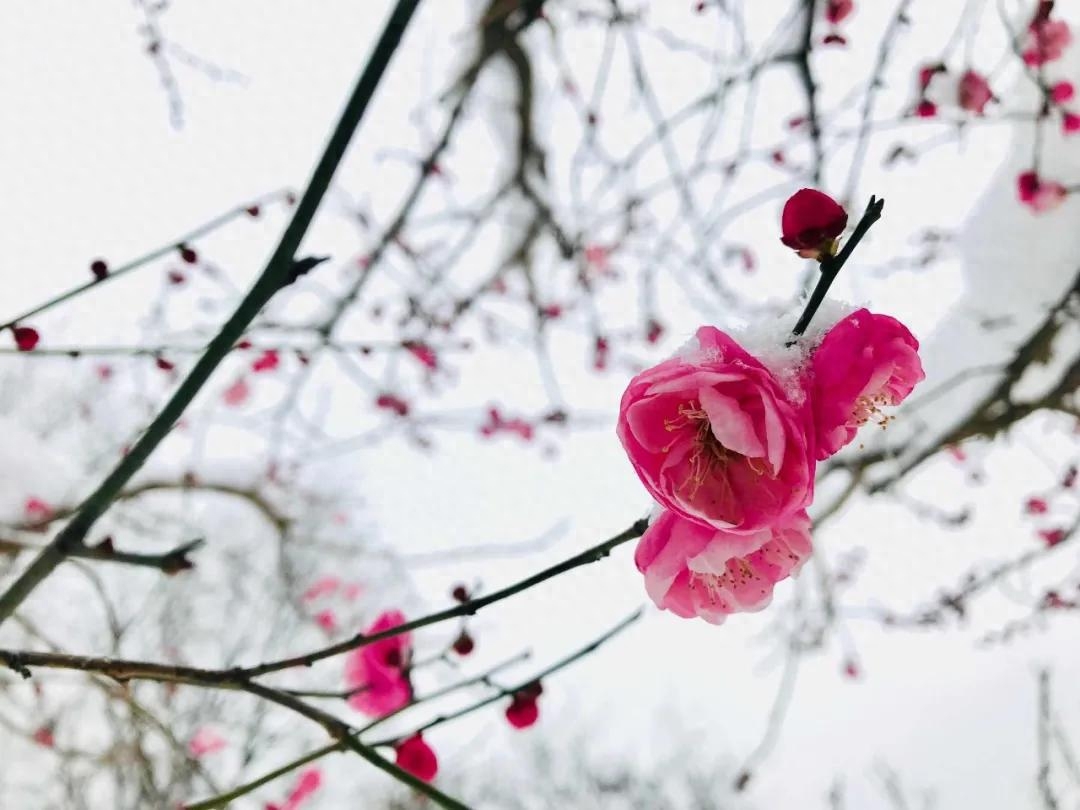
505,695,540,729
394,734,438,782
779,188,848,259
12,326,40,351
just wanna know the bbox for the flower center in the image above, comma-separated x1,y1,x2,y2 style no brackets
663,401,736,497
852,391,895,430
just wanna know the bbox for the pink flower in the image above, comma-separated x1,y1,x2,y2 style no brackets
958,70,993,114
188,727,227,758
807,309,924,460
223,378,250,406
780,189,848,259
1023,19,1072,66
375,392,410,417
32,726,55,748
915,99,938,118
617,326,815,533
315,609,337,633
634,510,813,624
24,497,53,523
404,341,438,371
1063,112,1080,134
251,350,280,373
1051,81,1075,104
343,582,364,601
344,610,412,717
302,576,341,602
395,734,438,782
1017,171,1067,213
825,0,853,24
584,244,611,274
282,768,322,810
1040,528,1067,547
1025,497,1049,515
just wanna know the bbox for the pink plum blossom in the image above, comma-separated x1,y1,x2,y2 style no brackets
266,767,323,810
958,70,993,114
1017,171,1067,213
634,509,813,624
314,609,337,633
617,325,815,533
301,576,341,602
187,727,227,758
807,309,924,459
1023,18,1072,66
223,378,250,406
344,610,412,717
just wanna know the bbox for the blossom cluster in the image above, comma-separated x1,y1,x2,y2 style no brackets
618,190,925,623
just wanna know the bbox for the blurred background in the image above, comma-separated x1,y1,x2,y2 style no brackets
0,1,1078,807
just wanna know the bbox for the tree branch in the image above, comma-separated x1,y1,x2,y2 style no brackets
0,0,424,626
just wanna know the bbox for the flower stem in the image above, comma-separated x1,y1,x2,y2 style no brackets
790,195,885,337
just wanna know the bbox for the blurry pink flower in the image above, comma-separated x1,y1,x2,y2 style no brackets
583,244,611,274
188,727,227,758
404,341,438,371
223,378,250,406
915,99,938,118
343,582,364,601
302,576,341,602
24,497,53,523
1040,528,1067,547
1023,18,1072,66
1063,112,1080,134
958,70,993,114
1051,80,1075,104
635,510,813,623
617,325,815,533
593,335,610,371
32,726,55,748
1017,171,1067,213
251,350,280,373
344,610,412,717
825,0,853,24
807,309,924,460
375,392,410,417
1025,497,1050,515
395,734,438,782
315,609,337,633
281,768,322,810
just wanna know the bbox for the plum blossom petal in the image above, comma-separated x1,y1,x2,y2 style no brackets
635,510,813,623
807,309,924,459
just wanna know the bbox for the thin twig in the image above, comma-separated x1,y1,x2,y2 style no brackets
239,519,648,678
